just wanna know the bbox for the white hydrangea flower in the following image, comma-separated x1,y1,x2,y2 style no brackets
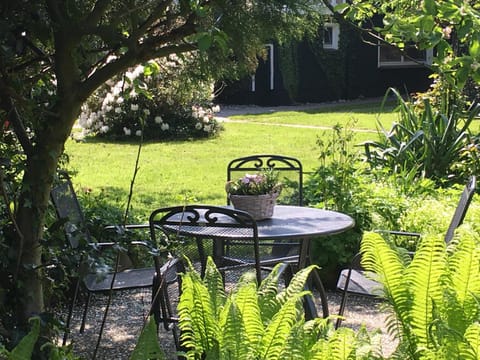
203,125,211,132
100,125,109,133
143,109,150,116
135,129,142,136
203,116,210,124
131,104,139,111
212,105,221,113
115,107,122,113
161,123,169,131
117,97,124,104
155,116,163,124
123,127,131,136
195,122,202,130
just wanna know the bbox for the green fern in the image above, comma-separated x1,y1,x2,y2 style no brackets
460,323,480,359
447,226,480,323
234,281,264,349
258,293,304,359
178,257,221,357
361,232,413,352
178,257,383,359
406,234,446,351
361,227,480,359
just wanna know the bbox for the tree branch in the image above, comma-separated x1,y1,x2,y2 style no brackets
0,94,34,155
82,0,111,28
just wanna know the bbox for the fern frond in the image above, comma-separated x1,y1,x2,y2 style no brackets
361,233,410,338
278,265,316,304
460,323,480,360
406,234,447,349
448,226,480,322
259,293,304,360
234,281,264,349
258,263,284,322
218,298,251,359
283,318,330,360
329,327,357,359
204,257,227,313
178,267,219,357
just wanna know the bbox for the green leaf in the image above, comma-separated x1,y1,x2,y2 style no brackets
197,34,212,51
422,0,437,15
9,317,40,360
130,316,165,359
469,39,480,58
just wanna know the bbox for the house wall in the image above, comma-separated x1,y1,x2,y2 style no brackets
216,24,432,105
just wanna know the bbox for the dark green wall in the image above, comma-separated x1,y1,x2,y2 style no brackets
216,24,432,105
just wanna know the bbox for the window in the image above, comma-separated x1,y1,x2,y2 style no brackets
323,23,339,50
378,44,433,68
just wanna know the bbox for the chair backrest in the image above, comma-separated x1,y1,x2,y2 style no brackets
444,175,476,243
149,205,262,284
50,172,92,248
227,154,303,206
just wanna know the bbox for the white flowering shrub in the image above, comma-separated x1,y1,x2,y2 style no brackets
79,56,223,140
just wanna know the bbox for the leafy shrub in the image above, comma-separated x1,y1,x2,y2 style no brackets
364,88,480,187
303,121,371,287
79,58,223,141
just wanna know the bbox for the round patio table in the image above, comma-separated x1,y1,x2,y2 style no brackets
159,205,355,319
253,205,355,319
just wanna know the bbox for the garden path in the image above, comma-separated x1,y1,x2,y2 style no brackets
215,98,381,133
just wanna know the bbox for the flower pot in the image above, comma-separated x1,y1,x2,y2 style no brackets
229,192,280,220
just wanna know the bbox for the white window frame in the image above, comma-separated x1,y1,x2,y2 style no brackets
251,43,275,92
323,23,340,50
378,44,433,68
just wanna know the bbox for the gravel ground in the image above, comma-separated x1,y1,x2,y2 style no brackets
65,287,397,359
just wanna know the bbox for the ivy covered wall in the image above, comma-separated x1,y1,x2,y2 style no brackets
216,22,432,105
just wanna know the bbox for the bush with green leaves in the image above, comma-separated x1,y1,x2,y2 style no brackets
303,121,372,287
361,227,480,359
79,58,223,141
363,88,480,187
177,257,383,359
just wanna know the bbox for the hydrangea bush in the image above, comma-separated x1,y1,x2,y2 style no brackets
79,56,223,140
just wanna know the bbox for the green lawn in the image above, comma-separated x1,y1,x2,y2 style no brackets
229,100,397,129
65,99,395,217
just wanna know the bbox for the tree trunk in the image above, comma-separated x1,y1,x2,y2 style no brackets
14,104,79,324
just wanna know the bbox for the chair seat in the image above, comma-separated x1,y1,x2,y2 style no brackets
336,269,383,297
84,262,178,293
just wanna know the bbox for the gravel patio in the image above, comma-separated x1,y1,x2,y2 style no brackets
65,287,397,359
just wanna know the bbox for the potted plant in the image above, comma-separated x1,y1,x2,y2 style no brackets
225,168,282,220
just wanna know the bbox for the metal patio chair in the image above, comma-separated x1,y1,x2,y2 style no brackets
50,171,180,350
226,154,303,264
336,175,477,328
149,205,264,285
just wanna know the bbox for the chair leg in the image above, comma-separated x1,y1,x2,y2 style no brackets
335,268,353,329
303,267,329,320
63,277,81,345
80,292,91,333
335,289,349,329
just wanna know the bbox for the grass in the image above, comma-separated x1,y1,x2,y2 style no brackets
65,99,395,218
229,99,397,129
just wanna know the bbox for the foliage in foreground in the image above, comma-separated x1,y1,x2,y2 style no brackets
177,257,382,359
361,228,480,359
